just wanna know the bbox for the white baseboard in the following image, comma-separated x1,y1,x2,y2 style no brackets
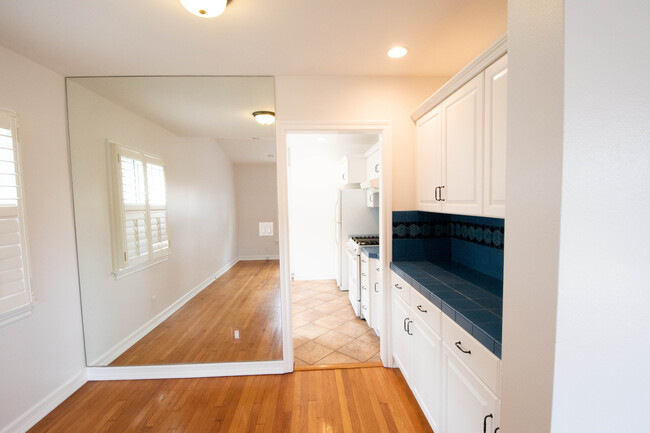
1,369,87,433
238,255,279,261
91,257,239,366
292,273,336,281
86,360,284,381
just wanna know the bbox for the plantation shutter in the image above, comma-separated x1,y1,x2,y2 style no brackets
109,142,169,276
146,161,168,258
0,110,31,317
119,151,149,268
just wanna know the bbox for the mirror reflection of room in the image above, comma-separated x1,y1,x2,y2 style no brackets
66,76,282,366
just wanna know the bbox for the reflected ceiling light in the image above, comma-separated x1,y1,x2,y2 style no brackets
179,0,227,18
388,46,408,58
252,111,275,125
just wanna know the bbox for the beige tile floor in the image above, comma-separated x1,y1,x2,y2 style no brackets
292,280,381,366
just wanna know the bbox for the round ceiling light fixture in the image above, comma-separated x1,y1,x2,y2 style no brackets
252,111,275,125
387,46,408,58
179,0,227,18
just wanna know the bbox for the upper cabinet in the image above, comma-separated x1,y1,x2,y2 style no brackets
412,35,507,218
483,54,508,218
340,154,366,185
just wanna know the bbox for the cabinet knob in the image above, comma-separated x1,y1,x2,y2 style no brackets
455,341,471,355
483,414,493,433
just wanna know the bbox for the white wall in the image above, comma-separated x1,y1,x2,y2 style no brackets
551,1,650,431
67,82,237,365
0,46,86,432
274,76,448,211
504,1,650,432
234,163,279,260
287,134,376,280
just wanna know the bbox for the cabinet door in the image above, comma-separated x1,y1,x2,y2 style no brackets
442,343,499,433
370,258,381,335
417,105,443,212
366,147,381,180
391,292,411,381
360,257,371,324
410,316,442,432
483,55,508,218
442,73,484,215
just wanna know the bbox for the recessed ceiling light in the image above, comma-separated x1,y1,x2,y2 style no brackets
388,46,408,58
252,111,275,125
179,0,227,18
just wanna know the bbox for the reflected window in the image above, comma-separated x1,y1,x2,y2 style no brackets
110,142,169,277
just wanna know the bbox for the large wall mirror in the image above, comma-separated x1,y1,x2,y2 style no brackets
66,76,282,367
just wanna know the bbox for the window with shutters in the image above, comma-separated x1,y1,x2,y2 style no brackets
109,141,169,277
0,109,32,326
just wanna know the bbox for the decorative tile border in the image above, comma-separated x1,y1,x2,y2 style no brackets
393,219,504,250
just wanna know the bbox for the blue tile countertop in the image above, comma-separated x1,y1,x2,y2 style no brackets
361,246,379,259
390,260,503,358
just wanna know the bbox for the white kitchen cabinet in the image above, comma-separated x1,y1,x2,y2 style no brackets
369,257,381,335
410,315,443,432
414,54,509,218
366,189,379,208
417,105,443,212
391,291,411,380
441,73,484,215
340,154,366,185
483,54,508,218
441,342,499,433
365,143,381,181
360,255,371,324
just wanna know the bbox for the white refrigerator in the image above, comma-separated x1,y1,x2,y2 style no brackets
335,188,379,291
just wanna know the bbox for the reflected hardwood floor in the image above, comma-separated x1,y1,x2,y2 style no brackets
110,260,282,366
292,280,380,366
29,367,433,433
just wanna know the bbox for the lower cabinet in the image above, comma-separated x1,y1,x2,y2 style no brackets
369,257,382,335
391,291,442,431
441,343,499,433
391,270,500,433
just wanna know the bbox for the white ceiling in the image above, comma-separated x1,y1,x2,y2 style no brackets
72,76,277,164
0,0,507,77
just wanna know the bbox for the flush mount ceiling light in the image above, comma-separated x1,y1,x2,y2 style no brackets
252,111,275,125
179,0,227,18
388,46,409,58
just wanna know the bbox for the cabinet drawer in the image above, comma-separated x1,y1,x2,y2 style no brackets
442,314,500,396
391,271,411,303
410,289,441,336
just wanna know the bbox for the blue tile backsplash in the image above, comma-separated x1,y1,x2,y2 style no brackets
393,211,504,280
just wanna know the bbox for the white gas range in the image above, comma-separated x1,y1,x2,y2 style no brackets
346,235,379,317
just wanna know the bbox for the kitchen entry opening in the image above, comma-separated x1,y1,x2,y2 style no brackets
286,132,383,368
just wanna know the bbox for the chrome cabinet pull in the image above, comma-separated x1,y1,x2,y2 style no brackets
406,320,413,335
362,285,367,290
434,186,440,201
394,283,402,290
440,185,445,201
455,341,471,355
483,414,493,433
362,273,366,276
403,317,408,331
495,428,500,433
361,259,367,263
375,163,380,173
374,282,379,293
417,305,427,313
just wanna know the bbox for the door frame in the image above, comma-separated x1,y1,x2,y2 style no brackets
276,121,394,371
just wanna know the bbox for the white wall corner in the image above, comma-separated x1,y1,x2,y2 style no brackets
1,369,87,433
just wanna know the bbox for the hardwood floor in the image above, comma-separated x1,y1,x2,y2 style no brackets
29,367,433,433
292,280,380,366
110,260,283,366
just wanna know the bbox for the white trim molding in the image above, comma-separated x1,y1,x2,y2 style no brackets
237,255,280,261
91,257,239,366
275,121,394,372
86,360,284,381
0,369,87,433
410,33,508,122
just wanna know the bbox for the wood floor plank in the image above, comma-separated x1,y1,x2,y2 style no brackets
29,367,433,433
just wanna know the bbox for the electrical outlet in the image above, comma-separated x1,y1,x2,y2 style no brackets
231,327,241,343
